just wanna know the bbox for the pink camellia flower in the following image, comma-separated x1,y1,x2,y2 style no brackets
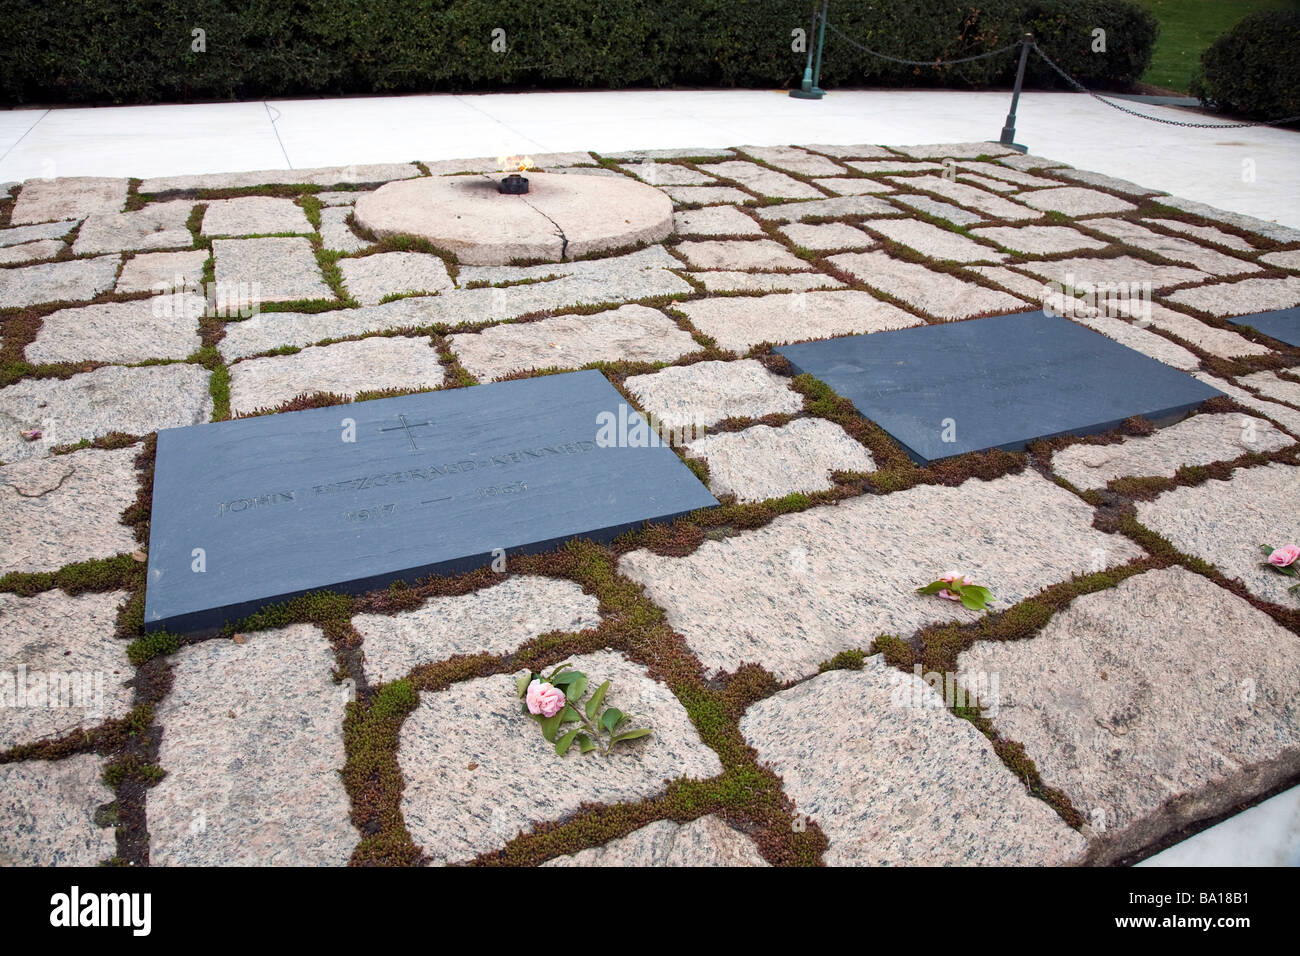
1268,545,1300,568
937,571,974,601
525,679,566,718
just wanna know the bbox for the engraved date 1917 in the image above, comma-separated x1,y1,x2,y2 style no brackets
346,503,397,521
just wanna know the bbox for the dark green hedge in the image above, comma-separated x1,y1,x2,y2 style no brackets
1190,10,1300,121
0,0,1157,105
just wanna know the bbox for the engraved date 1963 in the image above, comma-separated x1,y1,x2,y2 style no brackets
476,480,528,498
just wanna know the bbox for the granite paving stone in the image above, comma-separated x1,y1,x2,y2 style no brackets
448,304,697,381
0,256,120,309
1112,300,1273,359
694,271,845,293
697,161,823,199
1082,218,1262,276
138,163,419,193
888,175,1043,220
1145,219,1255,252
201,196,313,236
229,335,445,415
1239,369,1300,406
810,177,893,195
623,162,714,186
624,359,802,434
672,206,763,236
0,220,78,247
887,194,984,226
0,756,117,866
800,144,896,160
752,195,896,222
26,295,204,364
677,289,921,351
863,218,1005,263
621,470,1142,680
1194,373,1300,435
149,623,358,866
116,249,209,294
893,142,1016,159
674,239,811,271
354,575,601,682
1015,255,1206,291
660,186,753,205
1261,250,1300,271
1051,167,1164,196
777,222,875,251
1166,276,1300,317
1155,196,1300,244
12,177,128,225
318,206,369,253
954,161,1060,188
399,650,723,865
0,447,140,574
828,250,1025,318
740,663,1088,865
0,365,212,462
543,815,769,867
739,146,846,177
1015,186,1137,216
338,252,454,305
970,224,1108,256
0,240,64,264
960,567,1300,860
211,236,333,304
72,200,193,255
684,417,875,502
846,160,944,175
0,590,133,749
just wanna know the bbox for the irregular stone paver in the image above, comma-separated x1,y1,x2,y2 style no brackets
753,195,896,222
26,295,204,364
685,418,875,502
1123,301,1273,358
740,663,1087,865
229,335,443,415
400,650,723,865
318,206,369,253
678,289,921,352
211,236,332,304
1156,196,1300,244
0,447,139,574
0,256,119,309
894,142,1015,159
694,271,844,293
1052,167,1163,196
621,470,1142,680
889,175,1042,220
72,200,193,255
149,623,357,865
1145,218,1255,252
660,185,753,205
888,193,984,225
955,161,1060,188
0,365,211,463
624,359,802,433
778,222,874,251
1194,373,1300,434
605,147,734,161
999,153,1071,170
12,177,127,225
970,224,1109,256
1015,255,1206,291
542,815,768,867
865,218,1005,263
960,567,1300,860
1166,275,1300,317
810,177,892,195
116,249,209,294
1083,218,1261,276
0,590,132,749
0,220,78,246
355,575,601,682
846,159,944,175
623,162,714,186
829,250,1025,319
801,144,896,160
1240,370,1300,406
740,146,845,177
138,162,419,193
0,240,64,264
697,161,822,199
338,252,454,306
316,190,367,206
672,205,762,236
1016,186,1137,215
1261,250,1300,271
218,247,692,360
449,304,697,381
1137,463,1300,603
674,239,810,271
0,756,117,865
957,171,1017,192
201,196,312,236
1051,413,1291,489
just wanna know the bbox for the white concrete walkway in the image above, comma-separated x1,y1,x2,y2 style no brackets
2,89,1297,226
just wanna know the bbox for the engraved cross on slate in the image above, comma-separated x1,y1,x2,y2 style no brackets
380,413,435,452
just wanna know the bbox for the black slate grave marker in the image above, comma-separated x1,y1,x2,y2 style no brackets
776,310,1223,465
1226,307,1300,348
144,370,717,634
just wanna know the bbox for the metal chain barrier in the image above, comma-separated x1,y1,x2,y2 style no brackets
822,18,1021,67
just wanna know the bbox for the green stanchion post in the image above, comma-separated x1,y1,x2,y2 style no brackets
999,34,1032,153
790,1,828,100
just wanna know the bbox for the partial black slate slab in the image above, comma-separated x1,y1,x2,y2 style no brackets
777,310,1224,466
145,370,717,634
1226,307,1300,348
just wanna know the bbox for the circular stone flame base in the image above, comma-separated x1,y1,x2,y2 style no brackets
354,171,674,265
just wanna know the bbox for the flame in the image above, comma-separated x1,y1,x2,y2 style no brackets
497,154,534,173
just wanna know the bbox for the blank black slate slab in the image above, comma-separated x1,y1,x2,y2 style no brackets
1227,307,1300,348
776,310,1223,466
145,370,717,634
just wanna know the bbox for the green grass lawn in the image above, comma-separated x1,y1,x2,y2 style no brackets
1135,0,1299,92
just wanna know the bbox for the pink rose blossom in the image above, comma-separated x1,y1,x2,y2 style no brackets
937,571,974,601
525,679,566,718
1268,545,1300,568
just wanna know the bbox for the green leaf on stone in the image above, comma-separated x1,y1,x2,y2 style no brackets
550,669,584,688
565,674,588,702
559,706,583,724
554,728,580,756
600,708,625,733
576,733,597,754
515,673,533,698
586,680,610,720
611,728,652,745
916,581,946,595
539,713,563,742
